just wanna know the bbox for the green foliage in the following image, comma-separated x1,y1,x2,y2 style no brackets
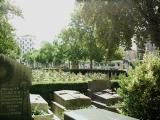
32,106,47,115
107,47,125,61
24,42,67,66
80,0,135,54
37,42,55,64
59,27,87,63
29,4,125,65
23,50,39,64
133,0,160,48
131,60,142,68
58,6,124,67
78,0,160,52
0,0,21,58
118,54,160,120
111,79,120,90
32,70,108,84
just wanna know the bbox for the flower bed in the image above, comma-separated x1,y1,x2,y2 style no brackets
32,70,108,84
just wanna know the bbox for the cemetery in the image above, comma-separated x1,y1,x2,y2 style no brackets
0,54,140,120
1,0,160,119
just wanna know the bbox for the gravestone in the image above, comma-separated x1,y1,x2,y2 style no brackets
30,94,49,112
88,80,111,92
87,80,121,112
54,90,91,109
52,90,91,119
0,54,32,120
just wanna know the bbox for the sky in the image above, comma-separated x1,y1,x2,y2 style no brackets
10,0,75,49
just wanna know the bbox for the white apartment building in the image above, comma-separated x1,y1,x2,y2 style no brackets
16,35,35,55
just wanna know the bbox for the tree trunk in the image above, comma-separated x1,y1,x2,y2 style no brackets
90,59,93,69
71,61,79,69
69,61,71,69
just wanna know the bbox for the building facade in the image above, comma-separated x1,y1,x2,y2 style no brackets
16,35,35,55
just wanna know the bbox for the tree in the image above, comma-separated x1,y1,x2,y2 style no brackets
59,8,106,69
108,47,125,61
0,0,21,58
34,42,67,67
59,27,87,69
51,42,67,66
23,50,39,65
79,1,135,55
37,42,54,66
77,0,160,53
133,0,160,48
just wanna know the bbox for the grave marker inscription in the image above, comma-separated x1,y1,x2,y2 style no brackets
0,54,32,120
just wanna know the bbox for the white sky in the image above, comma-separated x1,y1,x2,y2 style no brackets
10,0,75,49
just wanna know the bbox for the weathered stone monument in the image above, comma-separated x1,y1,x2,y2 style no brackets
88,80,111,92
51,90,91,119
54,90,91,110
0,54,32,120
87,80,121,112
30,94,54,120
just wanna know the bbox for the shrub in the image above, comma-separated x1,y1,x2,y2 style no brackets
118,55,160,120
111,79,120,90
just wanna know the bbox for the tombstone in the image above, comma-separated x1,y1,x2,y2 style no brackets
54,90,91,110
51,90,91,119
0,54,32,120
87,80,121,112
88,80,111,92
30,94,49,113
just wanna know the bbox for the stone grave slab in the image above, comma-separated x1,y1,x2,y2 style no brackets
51,101,66,120
93,89,121,105
88,80,121,104
52,90,91,119
30,94,49,112
64,108,139,120
54,90,91,109
30,94,53,120
0,54,31,120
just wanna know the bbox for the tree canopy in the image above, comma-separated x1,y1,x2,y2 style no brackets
57,6,124,68
77,0,160,50
0,0,21,58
